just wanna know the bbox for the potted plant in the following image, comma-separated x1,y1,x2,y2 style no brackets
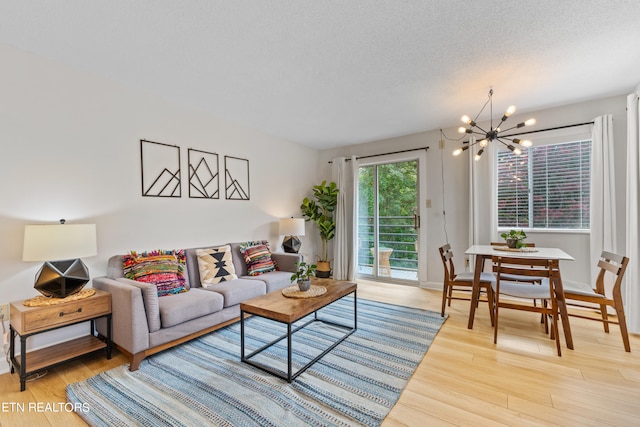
500,229,528,249
290,261,317,291
300,180,339,278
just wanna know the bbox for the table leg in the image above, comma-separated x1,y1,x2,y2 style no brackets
20,335,26,392
554,272,574,350
240,310,245,361
9,326,15,374
106,314,112,359
467,255,484,329
287,323,292,382
354,290,358,330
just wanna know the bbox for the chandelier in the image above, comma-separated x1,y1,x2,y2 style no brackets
453,88,536,161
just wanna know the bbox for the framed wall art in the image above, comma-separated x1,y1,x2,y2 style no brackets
224,156,250,200
188,149,219,199
140,139,182,198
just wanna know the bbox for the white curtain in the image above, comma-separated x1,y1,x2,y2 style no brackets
331,156,357,280
590,114,617,285
469,137,499,251
469,137,481,249
625,88,640,334
468,137,498,273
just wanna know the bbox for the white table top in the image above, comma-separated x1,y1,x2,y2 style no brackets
465,245,575,261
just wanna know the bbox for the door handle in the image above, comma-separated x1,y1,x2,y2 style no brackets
414,214,420,229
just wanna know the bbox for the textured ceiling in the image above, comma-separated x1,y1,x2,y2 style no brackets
1,1,640,149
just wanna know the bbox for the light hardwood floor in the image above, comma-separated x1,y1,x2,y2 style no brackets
1,280,639,426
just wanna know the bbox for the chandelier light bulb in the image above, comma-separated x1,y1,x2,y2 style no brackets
525,118,536,126
452,146,468,156
514,147,522,156
505,105,516,117
458,126,467,134
520,139,532,147
479,139,489,147
461,115,471,124
474,148,484,161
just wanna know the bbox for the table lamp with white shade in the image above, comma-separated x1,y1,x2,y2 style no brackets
279,217,305,253
22,220,97,298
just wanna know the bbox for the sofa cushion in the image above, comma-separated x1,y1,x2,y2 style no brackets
198,278,266,307
196,245,238,285
244,271,295,293
241,244,277,276
123,250,189,297
158,289,224,328
116,278,161,333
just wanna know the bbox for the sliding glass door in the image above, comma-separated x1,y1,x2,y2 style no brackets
356,152,426,284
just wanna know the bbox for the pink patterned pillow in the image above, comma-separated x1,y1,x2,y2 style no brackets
123,250,188,297
242,244,277,276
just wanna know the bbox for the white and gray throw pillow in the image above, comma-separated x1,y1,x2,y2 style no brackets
196,245,238,286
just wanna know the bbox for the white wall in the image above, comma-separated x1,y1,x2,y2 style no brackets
0,44,320,373
319,94,629,289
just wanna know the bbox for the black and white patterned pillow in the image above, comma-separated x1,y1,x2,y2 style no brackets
196,245,238,286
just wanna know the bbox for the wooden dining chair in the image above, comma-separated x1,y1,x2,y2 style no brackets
491,255,563,356
490,241,545,320
557,251,630,352
489,242,539,282
439,244,495,321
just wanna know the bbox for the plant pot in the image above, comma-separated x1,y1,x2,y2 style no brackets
316,260,331,278
298,279,311,291
506,238,518,249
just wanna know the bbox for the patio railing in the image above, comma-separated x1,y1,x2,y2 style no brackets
357,215,418,275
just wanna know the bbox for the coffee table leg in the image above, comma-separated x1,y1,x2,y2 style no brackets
287,323,293,382
240,310,245,361
354,290,358,330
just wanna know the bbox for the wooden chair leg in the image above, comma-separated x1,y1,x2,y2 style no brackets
486,286,495,326
493,292,500,344
613,295,631,352
600,303,610,333
550,300,562,356
440,283,448,317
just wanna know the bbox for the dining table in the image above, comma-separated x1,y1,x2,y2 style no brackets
465,244,576,350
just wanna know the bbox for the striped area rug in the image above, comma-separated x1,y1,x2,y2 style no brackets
67,297,446,426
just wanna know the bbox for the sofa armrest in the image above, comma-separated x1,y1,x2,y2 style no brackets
115,278,161,333
93,277,150,355
271,252,302,273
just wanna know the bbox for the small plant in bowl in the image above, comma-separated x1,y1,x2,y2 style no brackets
290,261,317,291
500,229,527,249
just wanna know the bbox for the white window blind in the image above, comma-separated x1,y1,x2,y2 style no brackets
497,140,591,230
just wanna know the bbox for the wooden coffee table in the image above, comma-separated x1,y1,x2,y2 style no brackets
240,277,357,382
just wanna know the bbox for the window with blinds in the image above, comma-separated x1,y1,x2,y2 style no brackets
497,140,591,230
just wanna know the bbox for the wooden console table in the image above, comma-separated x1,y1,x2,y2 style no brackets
9,289,112,391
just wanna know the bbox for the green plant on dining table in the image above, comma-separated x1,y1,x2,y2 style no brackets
500,229,528,249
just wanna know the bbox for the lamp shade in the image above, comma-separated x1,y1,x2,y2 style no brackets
23,223,97,298
23,223,97,262
279,218,305,237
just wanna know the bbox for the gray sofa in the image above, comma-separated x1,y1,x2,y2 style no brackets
93,242,301,370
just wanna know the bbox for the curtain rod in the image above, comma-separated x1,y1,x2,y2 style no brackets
504,121,595,137
327,146,429,163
